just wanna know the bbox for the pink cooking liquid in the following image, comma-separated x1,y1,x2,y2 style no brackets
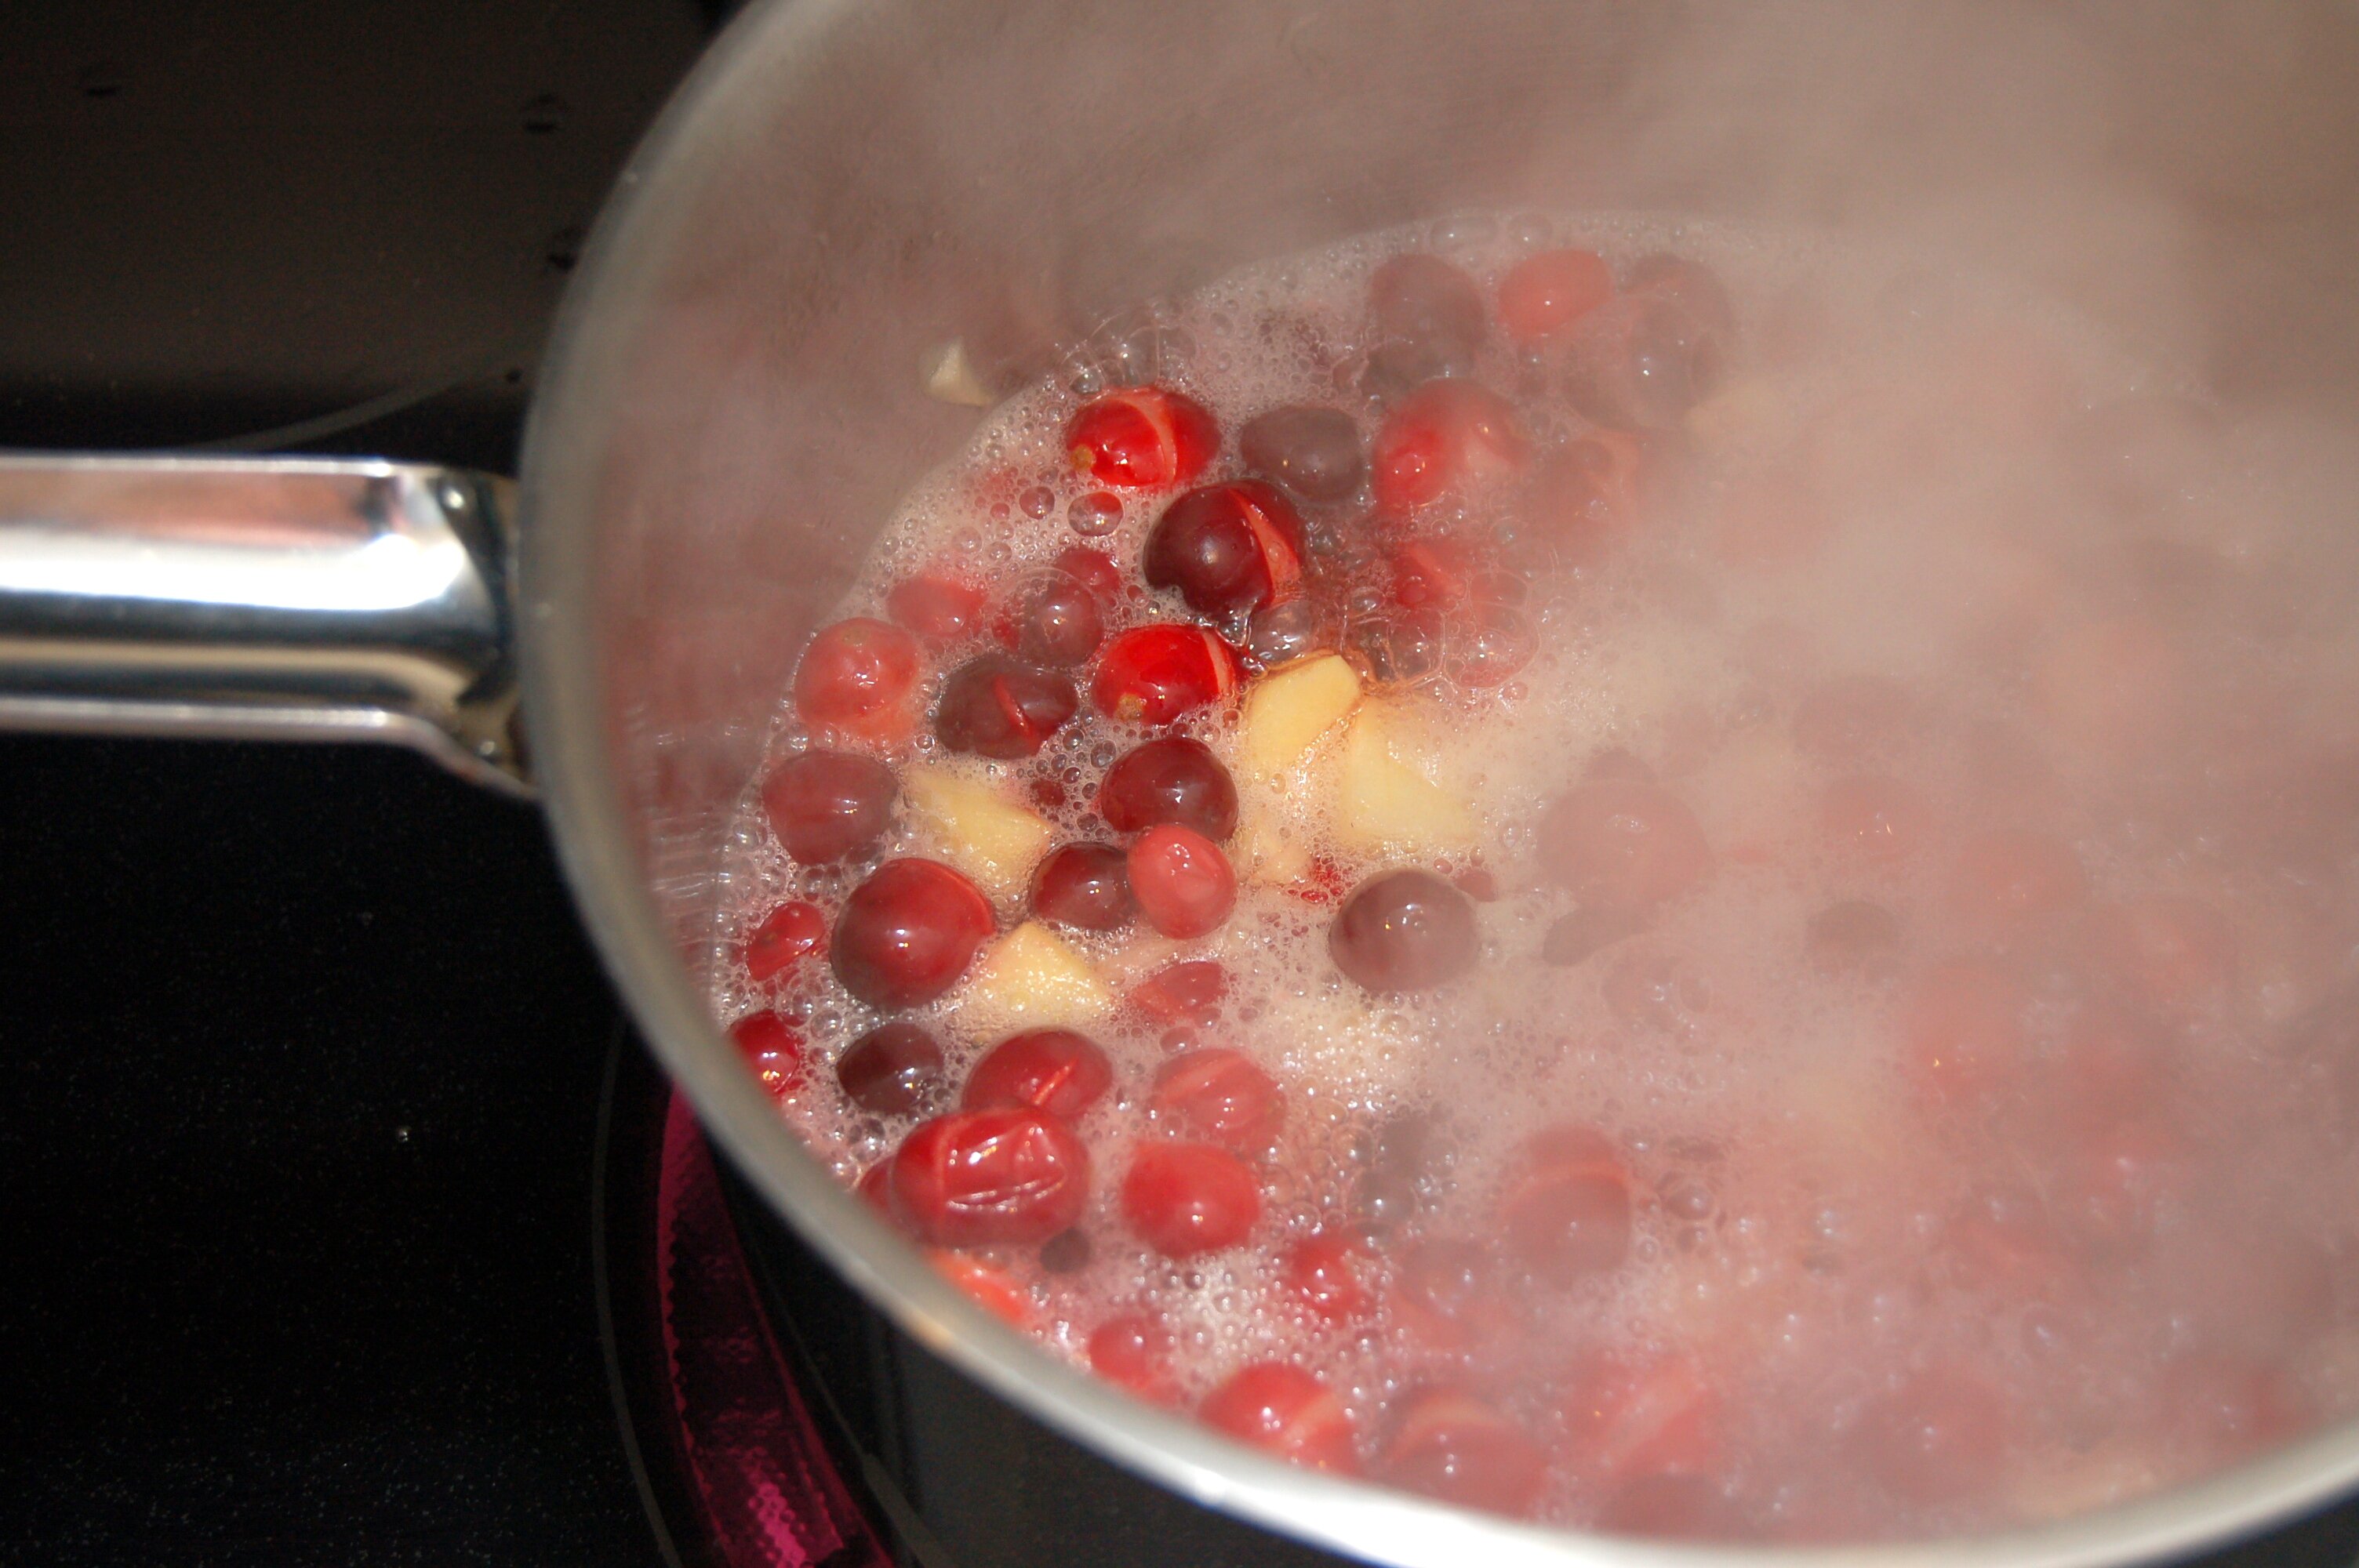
703,212,2359,1541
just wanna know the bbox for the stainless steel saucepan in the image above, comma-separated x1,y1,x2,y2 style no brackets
6,2,2358,1563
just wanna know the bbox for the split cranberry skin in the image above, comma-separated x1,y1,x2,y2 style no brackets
889,1106,1092,1247
1370,381,1532,514
793,617,925,742
1089,1313,1181,1405
730,1011,806,1102
933,652,1078,759
1090,624,1245,726
1004,568,1106,669
835,1021,947,1116
1239,405,1367,503
1498,1126,1633,1284
886,573,987,648
1099,737,1239,840
1278,1236,1372,1325
1498,248,1615,345
831,858,997,1009
1128,825,1238,938
1127,959,1230,1040
1536,781,1712,910
1150,1047,1285,1152
1030,841,1136,931
1200,1363,1359,1474
761,750,899,866
1329,869,1479,993
962,1028,1115,1121
743,898,827,985
1143,481,1307,619
1121,1141,1262,1258
1066,386,1221,490
1379,1388,1550,1518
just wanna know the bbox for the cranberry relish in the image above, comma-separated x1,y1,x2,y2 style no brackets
708,216,2359,1541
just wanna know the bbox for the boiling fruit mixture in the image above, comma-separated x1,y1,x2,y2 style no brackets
707,216,2359,1541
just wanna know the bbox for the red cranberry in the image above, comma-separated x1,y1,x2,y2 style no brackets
1089,1312,1180,1404
1525,431,1653,565
933,653,1078,759
1536,781,1711,909
761,750,899,866
962,1028,1114,1120
1370,253,1488,363
1388,536,1484,611
1239,405,1367,503
1379,1389,1549,1517
831,858,996,1008
1278,1236,1371,1325
1003,568,1105,669
929,1248,1034,1330
1558,1349,1722,1486
1066,386,1220,489
793,617,924,742
1200,1363,1358,1473
1052,545,1125,601
1122,1141,1260,1257
1128,825,1237,938
1143,481,1306,619
1901,960,2028,1103
1030,841,1136,931
743,898,827,985
1627,252,1736,340
1099,737,1238,840
854,1160,892,1215
1126,959,1229,1036
889,1106,1091,1247
1564,258,1732,430
1498,1125,1632,1283
1498,248,1614,345
1150,1047,1285,1152
835,1021,946,1116
886,573,987,648
1090,624,1244,725
1370,381,1530,514
1848,1371,2007,1507
730,1011,805,1101
1393,1239,1512,1352
1329,869,1478,992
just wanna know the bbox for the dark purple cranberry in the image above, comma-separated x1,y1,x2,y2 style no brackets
1371,254,1488,357
1329,869,1479,993
1007,568,1106,668
933,653,1078,758
1239,406,1368,504
760,750,898,866
836,1022,947,1116
1031,842,1136,931
1143,481,1305,619
1098,737,1239,840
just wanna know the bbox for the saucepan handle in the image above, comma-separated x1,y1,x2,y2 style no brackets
0,455,529,797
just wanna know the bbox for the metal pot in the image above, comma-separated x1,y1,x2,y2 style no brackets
6,2,2359,1562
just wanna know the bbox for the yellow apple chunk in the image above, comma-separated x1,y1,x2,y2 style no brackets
1236,652,1362,786
954,921,1114,1034
902,763,1053,907
1333,702,1478,855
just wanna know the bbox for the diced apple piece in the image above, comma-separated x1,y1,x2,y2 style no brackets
1332,702,1478,855
902,763,1053,906
1232,798,1315,888
954,921,1114,1034
1236,652,1361,786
